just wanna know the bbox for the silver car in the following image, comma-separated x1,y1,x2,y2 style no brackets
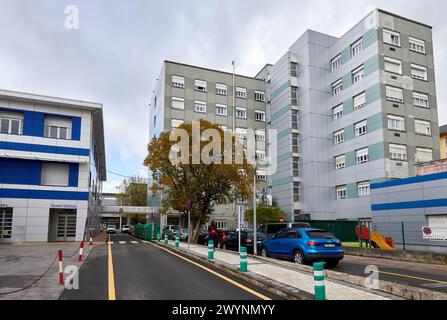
180,228,189,240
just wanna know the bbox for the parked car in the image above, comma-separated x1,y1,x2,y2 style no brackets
221,230,265,253
260,228,343,267
121,225,130,233
180,228,189,241
162,225,180,239
257,222,311,240
197,229,209,245
106,225,116,234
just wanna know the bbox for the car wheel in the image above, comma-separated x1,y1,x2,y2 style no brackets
293,250,305,265
325,259,340,268
261,247,269,258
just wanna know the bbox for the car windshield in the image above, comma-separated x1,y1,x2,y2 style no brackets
306,230,335,239
107,225,115,228
123,225,129,228
181,229,188,233
246,232,264,239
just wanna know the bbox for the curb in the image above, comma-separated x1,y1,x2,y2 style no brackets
153,242,313,300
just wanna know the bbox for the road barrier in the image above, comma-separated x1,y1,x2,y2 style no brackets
78,241,84,262
240,247,248,272
164,234,168,244
157,233,160,242
208,240,214,260
313,262,326,300
175,235,180,248
58,250,64,285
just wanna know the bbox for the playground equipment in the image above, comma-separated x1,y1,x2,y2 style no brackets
355,223,395,250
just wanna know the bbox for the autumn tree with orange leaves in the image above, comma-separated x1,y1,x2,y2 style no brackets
144,120,253,241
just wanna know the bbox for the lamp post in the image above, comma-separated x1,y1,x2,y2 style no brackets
253,154,257,255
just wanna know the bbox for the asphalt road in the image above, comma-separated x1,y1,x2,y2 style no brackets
333,254,447,293
60,233,282,300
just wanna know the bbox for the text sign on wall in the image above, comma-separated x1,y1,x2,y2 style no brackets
51,204,77,209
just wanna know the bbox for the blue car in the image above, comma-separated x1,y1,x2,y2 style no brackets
260,228,344,267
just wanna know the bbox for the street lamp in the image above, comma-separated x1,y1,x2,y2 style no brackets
253,154,257,255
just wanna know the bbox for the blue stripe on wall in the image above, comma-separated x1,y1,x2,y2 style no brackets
1,189,89,201
69,163,79,187
72,117,81,140
0,141,89,156
0,158,41,185
372,198,447,211
371,171,447,190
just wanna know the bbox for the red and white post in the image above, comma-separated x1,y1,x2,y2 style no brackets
89,235,93,245
58,250,63,285
78,241,84,262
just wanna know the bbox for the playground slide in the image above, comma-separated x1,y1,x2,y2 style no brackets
370,231,394,250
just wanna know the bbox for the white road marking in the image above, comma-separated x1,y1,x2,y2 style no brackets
131,241,139,244
119,241,126,244
107,241,114,245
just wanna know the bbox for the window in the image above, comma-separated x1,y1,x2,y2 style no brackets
334,129,344,145
384,57,402,74
255,110,266,122
354,92,366,110
411,64,428,81
290,62,298,77
255,130,265,141
194,101,207,113
256,150,266,161
45,117,72,140
332,79,342,95
355,120,367,137
235,87,247,99
335,155,346,170
352,65,365,83
235,107,247,119
336,185,347,200
386,86,404,103
356,148,369,164
333,104,343,120
216,83,227,96
171,97,184,110
293,157,299,177
415,147,433,163
427,215,447,240
195,80,207,92
413,92,429,108
293,182,300,202
216,104,227,116
292,133,299,153
256,171,267,182
291,110,299,129
389,144,407,161
236,128,247,140
172,76,185,88
409,37,426,54
357,181,370,197
331,55,342,71
171,119,184,130
290,86,298,106
383,29,400,46
0,111,22,135
351,38,363,57
41,163,69,187
255,91,266,102
387,115,405,131
415,119,431,136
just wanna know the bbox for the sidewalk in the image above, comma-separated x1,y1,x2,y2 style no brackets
0,241,95,300
165,240,394,300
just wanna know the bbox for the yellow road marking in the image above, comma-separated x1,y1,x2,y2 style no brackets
378,270,447,285
108,235,116,300
150,242,271,301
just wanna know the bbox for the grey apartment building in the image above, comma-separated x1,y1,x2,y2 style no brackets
149,9,440,226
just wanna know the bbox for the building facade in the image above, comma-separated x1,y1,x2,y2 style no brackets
440,125,447,159
0,90,106,243
149,9,441,225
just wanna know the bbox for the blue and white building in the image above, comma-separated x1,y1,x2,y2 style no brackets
0,90,106,243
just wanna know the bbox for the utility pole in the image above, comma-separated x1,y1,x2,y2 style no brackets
253,154,257,255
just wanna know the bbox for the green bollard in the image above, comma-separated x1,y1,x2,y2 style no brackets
157,233,160,243
164,234,168,245
313,262,326,300
208,240,214,260
175,235,180,248
240,247,248,272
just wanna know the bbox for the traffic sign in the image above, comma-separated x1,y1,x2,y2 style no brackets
422,226,432,239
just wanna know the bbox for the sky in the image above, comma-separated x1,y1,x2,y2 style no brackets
0,0,446,193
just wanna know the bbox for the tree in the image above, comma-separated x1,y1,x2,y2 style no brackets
244,202,286,225
144,120,253,241
116,176,147,207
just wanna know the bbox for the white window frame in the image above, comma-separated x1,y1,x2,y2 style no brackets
41,163,69,187
256,170,267,182
216,83,228,96
171,119,184,130
332,79,343,95
357,181,370,197
336,185,347,200
171,97,185,110
215,104,227,116
351,38,363,57
235,87,247,99
235,107,247,119
389,144,407,161
331,55,342,71
387,115,405,131
415,147,433,163
172,75,185,88
411,64,428,81
195,79,207,92
334,129,344,145
255,130,265,141
384,57,402,75
256,150,266,161
356,148,369,164
255,90,266,102
413,92,429,108
355,120,368,137
0,111,23,135
335,155,346,170
352,65,365,83
333,104,343,120
236,128,247,140
255,110,266,122
383,29,401,46
386,86,404,103
44,117,72,140
409,37,426,54
354,92,366,110
415,119,431,136
194,101,207,113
